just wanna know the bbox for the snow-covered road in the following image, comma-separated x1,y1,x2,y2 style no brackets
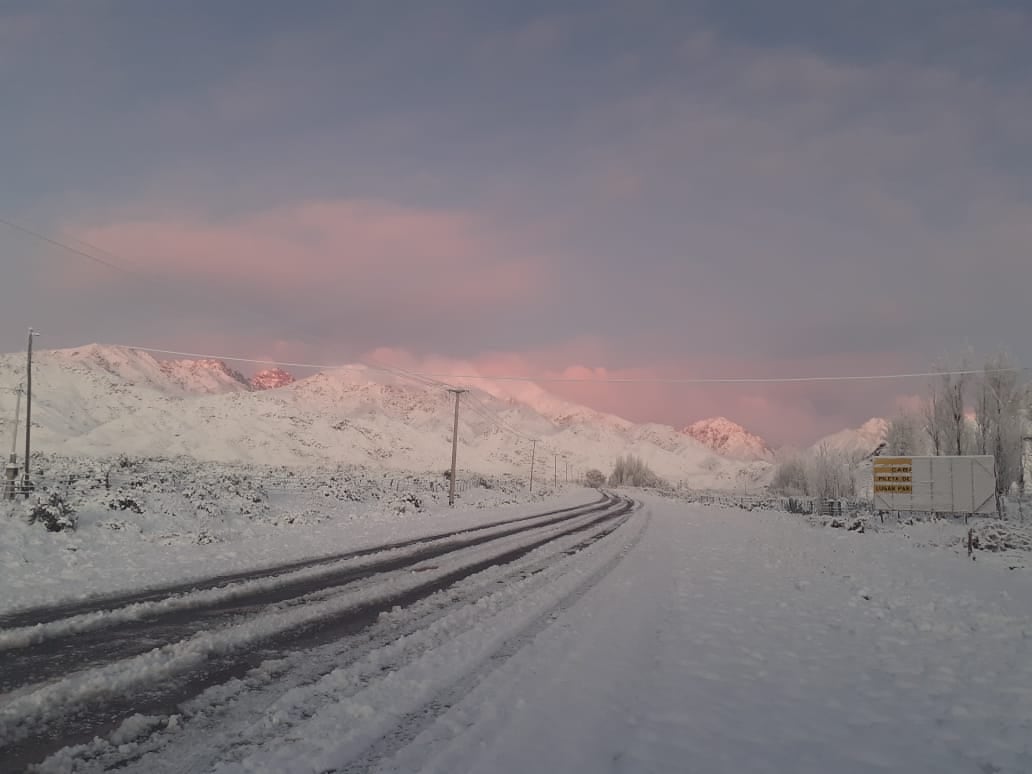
5,494,1032,773
0,493,637,770
388,497,1032,774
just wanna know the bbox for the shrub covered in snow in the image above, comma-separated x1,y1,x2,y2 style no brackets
608,455,667,489
11,452,543,545
27,493,77,532
963,523,1032,554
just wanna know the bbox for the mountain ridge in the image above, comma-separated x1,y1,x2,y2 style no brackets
0,344,770,489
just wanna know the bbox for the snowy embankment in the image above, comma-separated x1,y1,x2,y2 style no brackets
0,498,631,749
4,490,1032,772
29,495,1030,774
677,488,1032,570
0,454,570,615
377,496,1032,774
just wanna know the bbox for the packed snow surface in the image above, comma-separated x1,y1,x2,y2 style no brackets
9,492,1031,773
384,498,1032,774
0,454,574,614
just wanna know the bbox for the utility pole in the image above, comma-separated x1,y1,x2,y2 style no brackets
1022,404,1032,496
529,439,537,493
21,328,37,496
565,460,569,483
554,454,558,488
447,389,467,506
5,385,22,499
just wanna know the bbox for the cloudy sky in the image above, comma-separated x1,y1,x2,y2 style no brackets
1,0,1030,445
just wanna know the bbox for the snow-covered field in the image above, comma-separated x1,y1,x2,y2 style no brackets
3,469,1032,772
0,453,566,614
379,497,1032,774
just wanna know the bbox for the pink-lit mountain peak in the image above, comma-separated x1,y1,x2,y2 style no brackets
684,416,772,462
251,368,295,390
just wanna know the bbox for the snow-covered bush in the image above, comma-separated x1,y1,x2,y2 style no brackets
389,492,424,515
27,493,77,532
784,497,812,515
584,469,606,488
608,455,666,488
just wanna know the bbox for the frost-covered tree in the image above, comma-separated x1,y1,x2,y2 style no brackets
919,352,1026,494
974,352,1025,494
924,358,972,456
884,412,923,456
806,444,855,501
770,451,809,496
608,455,666,488
584,469,606,488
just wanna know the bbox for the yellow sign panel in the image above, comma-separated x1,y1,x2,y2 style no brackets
873,457,912,494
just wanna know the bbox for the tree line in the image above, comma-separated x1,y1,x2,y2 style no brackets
774,353,1031,499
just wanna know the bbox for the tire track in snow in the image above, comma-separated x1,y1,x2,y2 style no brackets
0,496,635,770
55,505,639,774
0,494,608,630
0,495,616,692
333,501,651,774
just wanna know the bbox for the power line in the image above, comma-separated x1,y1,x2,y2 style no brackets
0,216,142,277
96,344,442,386
459,395,519,437
36,341,1032,387
463,391,536,442
410,368,1028,385
6,212,1027,388
5,215,1028,386
461,394,530,443
368,360,456,391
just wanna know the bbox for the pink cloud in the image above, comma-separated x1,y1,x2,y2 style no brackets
59,199,550,313
362,346,925,447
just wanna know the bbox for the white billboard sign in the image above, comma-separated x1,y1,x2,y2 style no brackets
872,456,997,515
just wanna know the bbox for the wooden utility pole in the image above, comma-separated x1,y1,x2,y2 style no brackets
529,439,537,492
9,386,22,459
554,454,558,488
5,385,22,499
22,328,36,495
565,460,569,483
447,389,467,506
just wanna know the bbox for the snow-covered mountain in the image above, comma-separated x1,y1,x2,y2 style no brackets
684,417,772,462
251,368,295,390
47,345,252,396
0,344,770,489
810,417,889,460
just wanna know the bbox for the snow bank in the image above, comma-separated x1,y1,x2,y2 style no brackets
0,454,575,614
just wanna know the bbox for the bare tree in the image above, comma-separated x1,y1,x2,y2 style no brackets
608,455,666,488
885,412,923,456
806,444,855,501
923,391,943,455
975,352,1024,494
770,451,809,496
924,358,972,456
1022,385,1032,494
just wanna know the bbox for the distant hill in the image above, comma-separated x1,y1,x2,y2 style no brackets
0,343,771,489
